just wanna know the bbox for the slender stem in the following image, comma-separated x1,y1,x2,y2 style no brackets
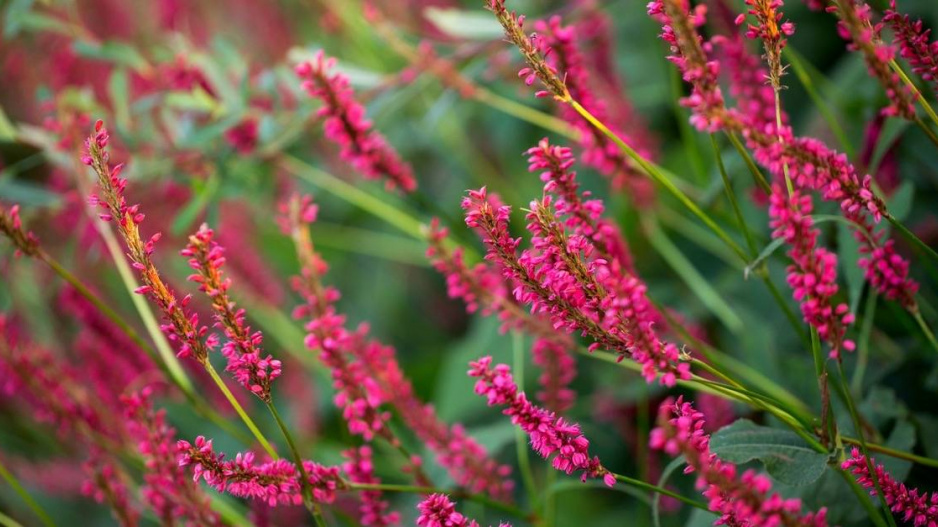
267,402,325,523
0,458,56,527
842,437,938,469
0,511,25,527
611,473,709,511
836,469,890,527
204,362,278,459
725,131,771,194
890,59,938,129
914,116,938,150
887,213,938,266
566,99,748,262
912,310,938,356
851,292,878,393
473,87,578,139
710,135,757,255
512,332,539,507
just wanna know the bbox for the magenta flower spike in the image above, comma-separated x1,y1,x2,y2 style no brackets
416,493,512,527
885,0,938,97
469,356,616,487
842,448,938,526
296,51,417,193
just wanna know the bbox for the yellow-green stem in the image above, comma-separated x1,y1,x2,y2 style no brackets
204,362,278,459
0,458,56,527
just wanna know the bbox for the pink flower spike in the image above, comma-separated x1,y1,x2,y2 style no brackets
842,447,938,526
296,51,416,193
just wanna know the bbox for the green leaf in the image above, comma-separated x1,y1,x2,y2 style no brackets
72,40,149,71
424,8,505,40
710,419,829,486
837,219,865,313
744,237,785,280
880,420,915,481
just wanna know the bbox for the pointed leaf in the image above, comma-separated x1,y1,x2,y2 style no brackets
710,419,829,486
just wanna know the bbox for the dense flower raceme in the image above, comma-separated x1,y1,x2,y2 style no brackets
463,186,690,386
827,0,916,119
469,356,616,487
123,389,221,526
534,15,653,200
884,1,938,97
342,447,400,527
416,494,511,527
769,184,855,358
82,120,213,363
83,452,141,527
295,51,417,192
651,397,829,527
177,436,343,507
842,448,938,526
738,0,795,89
648,0,919,310
182,223,283,401
286,195,514,498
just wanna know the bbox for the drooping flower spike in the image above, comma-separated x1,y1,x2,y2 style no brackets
469,356,616,487
651,397,829,526
416,493,512,527
296,51,417,192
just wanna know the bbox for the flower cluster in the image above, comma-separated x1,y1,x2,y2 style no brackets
842,448,938,526
416,494,511,527
469,356,615,486
769,184,855,358
123,389,221,525
828,0,915,118
83,120,212,363
884,1,938,97
651,397,829,526
342,447,399,527
183,223,283,400
296,51,416,192
177,436,343,507
738,0,795,89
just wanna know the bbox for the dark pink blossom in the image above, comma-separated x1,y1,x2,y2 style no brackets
177,436,343,507
183,223,283,400
342,447,400,526
768,184,855,358
224,118,259,155
885,1,938,97
416,494,513,527
296,52,416,192
469,356,615,487
651,397,829,526
842,448,938,526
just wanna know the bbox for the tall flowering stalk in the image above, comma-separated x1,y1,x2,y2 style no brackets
183,224,283,401
296,51,417,192
651,397,829,526
469,356,616,487
842,448,938,526
284,195,514,498
827,0,916,118
884,1,938,97
82,120,212,364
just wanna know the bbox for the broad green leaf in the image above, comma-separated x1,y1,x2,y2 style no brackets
710,419,829,486
424,8,504,40
72,40,149,72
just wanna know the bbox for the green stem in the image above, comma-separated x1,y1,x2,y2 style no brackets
612,473,709,511
0,458,56,527
911,309,938,356
267,402,325,523
567,99,748,262
473,88,578,139
0,511,25,527
890,60,938,129
887,213,938,266
725,131,771,194
710,135,757,255
511,332,539,507
204,362,278,459
842,437,938,469
851,292,878,393
836,469,890,527
914,116,938,150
